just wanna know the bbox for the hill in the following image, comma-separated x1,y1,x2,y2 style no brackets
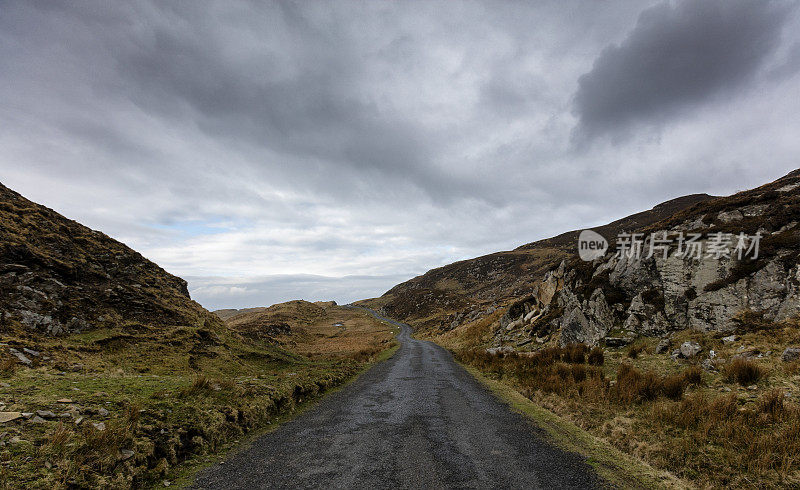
358,192,713,332
0,183,216,335
404,169,800,488
0,184,397,488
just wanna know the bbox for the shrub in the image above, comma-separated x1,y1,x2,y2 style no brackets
682,365,703,387
724,358,763,385
627,342,647,359
661,373,687,401
563,343,588,364
587,346,604,366
0,356,16,375
613,364,661,404
758,389,785,418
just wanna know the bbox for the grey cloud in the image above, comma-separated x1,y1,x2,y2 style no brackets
2,1,800,310
573,0,793,141
188,274,411,311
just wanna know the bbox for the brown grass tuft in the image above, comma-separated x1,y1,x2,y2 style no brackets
587,346,604,366
724,358,763,385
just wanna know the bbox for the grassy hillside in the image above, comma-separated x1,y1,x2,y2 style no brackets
0,182,215,334
409,169,800,488
359,193,713,332
0,185,398,488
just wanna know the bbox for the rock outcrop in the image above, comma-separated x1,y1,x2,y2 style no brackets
500,170,800,346
0,183,217,335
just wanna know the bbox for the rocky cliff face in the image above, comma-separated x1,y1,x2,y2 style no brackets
0,183,217,335
360,194,713,331
495,170,800,347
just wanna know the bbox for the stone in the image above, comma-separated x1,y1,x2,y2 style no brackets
91,422,106,431
7,348,31,366
782,347,800,362
0,412,22,423
680,341,702,358
655,338,671,354
22,348,40,357
74,416,84,425
748,385,759,391
733,349,762,360
670,349,682,361
717,209,743,223
98,407,109,417
0,382,9,388
119,449,135,461
485,346,514,356
722,335,738,344
36,410,57,419
605,337,629,348
29,416,47,424
56,398,73,404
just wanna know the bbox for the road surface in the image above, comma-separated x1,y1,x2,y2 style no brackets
192,309,601,489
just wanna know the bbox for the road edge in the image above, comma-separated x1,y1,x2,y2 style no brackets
171,328,402,488
460,364,689,490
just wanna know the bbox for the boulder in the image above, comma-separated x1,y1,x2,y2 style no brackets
680,341,702,358
604,337,629,348
0,412,22,424
7,349,31,366
782,347,800,362
655,338,671,354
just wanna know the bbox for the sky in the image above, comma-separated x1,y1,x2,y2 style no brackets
2,0,800,310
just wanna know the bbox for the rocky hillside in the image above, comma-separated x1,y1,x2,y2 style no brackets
492,170,800,348
360,193,713,331
0,183,217,335
219,300,329,341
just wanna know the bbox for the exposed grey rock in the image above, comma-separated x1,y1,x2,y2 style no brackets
717,210,743,223
485,346,514,356
7,348,31,366
733,349,762,359
722,335,738,344
680,341,702,358
29,416,47,424
97,407,109,417
605,337,629,348
91,422,106,431
782,347,800,362
35,410,57,419
119,449,135,461
655,338,671,354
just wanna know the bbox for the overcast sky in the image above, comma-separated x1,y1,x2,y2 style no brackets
2,0,799,310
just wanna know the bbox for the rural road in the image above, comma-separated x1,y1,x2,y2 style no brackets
192,309,602,489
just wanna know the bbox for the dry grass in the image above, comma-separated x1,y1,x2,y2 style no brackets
0,356,16,375
454,331,800,488
724,358,764,385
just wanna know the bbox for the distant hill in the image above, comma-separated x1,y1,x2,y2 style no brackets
0,183,219,334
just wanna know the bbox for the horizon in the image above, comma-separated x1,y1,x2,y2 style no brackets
2,1,799,310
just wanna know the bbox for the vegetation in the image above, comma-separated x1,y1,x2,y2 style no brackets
0,303,398,488
450,319,800,488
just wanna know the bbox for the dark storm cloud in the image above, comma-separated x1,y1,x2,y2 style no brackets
2,0,799,309
573,0,793,141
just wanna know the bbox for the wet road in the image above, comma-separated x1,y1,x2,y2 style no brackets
192,309,601,489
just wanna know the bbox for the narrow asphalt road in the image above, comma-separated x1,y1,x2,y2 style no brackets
192,308,602,489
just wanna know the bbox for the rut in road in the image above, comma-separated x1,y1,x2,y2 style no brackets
192,309,602,489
